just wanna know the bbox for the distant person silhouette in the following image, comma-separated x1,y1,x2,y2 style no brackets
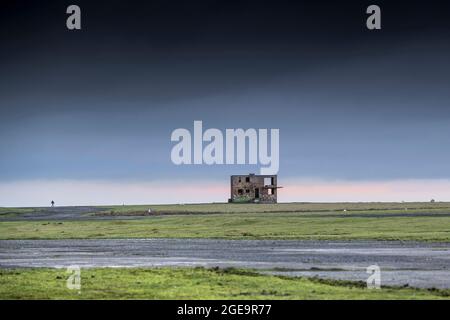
51,200,55,207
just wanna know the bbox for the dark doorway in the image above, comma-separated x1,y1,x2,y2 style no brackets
254,188,260,199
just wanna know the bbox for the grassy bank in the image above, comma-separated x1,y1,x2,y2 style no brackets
98,202,450,215
0,207,35,218
1,211,450,241
0,267,448,300
3,202,450,217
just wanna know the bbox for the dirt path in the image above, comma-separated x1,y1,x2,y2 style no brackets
1,239,449,289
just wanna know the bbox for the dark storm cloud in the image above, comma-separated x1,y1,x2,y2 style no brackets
1,0,450,183
3,0,449,112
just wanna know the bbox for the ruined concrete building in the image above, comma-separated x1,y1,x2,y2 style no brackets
229,173,280,203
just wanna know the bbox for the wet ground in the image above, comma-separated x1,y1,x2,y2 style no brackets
1,239,449,289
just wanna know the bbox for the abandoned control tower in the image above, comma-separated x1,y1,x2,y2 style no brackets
229,173,281,203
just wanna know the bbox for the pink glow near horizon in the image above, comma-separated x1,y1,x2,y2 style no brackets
1,179,450,207
280,179,450,202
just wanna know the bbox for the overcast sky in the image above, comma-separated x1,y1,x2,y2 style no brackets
1,1,450,205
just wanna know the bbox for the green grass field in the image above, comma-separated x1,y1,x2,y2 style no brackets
98,202,450,215
0,267,448,300
0,207,35,218
0,213,450,242
1,203,450,241
1,203,450,300
1,214,448,241
3,202,450,217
